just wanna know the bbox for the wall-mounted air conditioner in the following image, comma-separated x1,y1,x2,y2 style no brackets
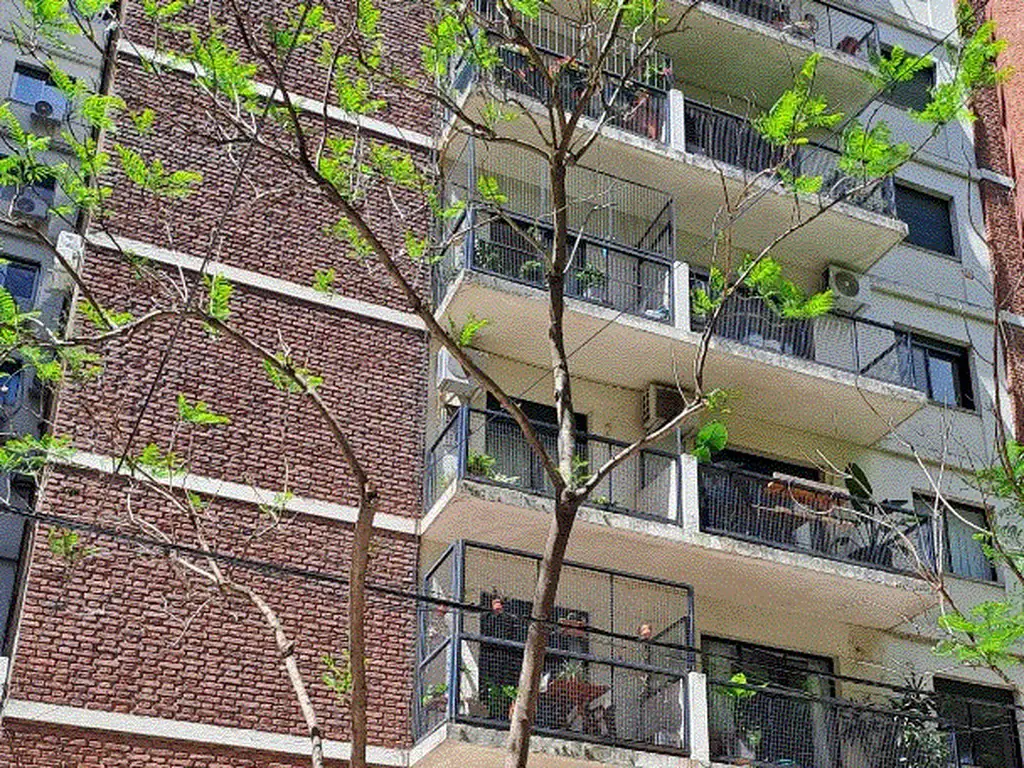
436,347,474,398
31,97,67,123
8,190,48,224
825,265,871,314
642,383,686,430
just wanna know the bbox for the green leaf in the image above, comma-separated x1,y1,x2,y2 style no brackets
476,175,508,205
449,313,489,347
204,274,233,322
693,421,727,463
177,394,231,425
312,267,336,293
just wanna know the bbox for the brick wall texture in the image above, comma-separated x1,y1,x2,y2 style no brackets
2,0,433,763
972,1,1024,434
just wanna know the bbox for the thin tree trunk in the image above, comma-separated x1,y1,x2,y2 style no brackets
236,585,325,768
504,500,578,768
349,493,375,768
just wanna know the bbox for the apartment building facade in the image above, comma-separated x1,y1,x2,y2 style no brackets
0,1,1020,768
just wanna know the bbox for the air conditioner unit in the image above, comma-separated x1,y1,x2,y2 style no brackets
8,190,48,223
31,98,67,123
643,383,686,430
825,265,870,313
52,230,85,291
436,347,474,398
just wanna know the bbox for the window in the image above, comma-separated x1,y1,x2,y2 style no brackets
0,481,31,654
915,495,996,582
10,63,68,120
0,260,39,310
881,45,935,112
895,184,955,256
933,678,1021,768
900,333,974,409
704,637,834,766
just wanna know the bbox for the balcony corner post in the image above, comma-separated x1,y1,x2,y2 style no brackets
687,670,710,765
668,89,686,152
673,261,691,333
679,453,700,532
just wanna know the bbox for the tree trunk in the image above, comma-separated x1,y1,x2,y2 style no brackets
349,493,375,768
504,499,578,768
240,586,325,768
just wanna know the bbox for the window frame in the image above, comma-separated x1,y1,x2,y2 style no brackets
915,493,997,583
894,182,957,259
879,44,936,113
932,677,1022,768
900,331,975,410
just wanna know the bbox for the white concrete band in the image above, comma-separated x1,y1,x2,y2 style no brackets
62,451,418,536
85,232,425,332
2,699,408,766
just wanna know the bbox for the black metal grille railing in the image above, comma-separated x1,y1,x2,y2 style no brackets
415,541,696,754
684,100,784,174
689,274,920,390
433,207,675,323
707,676,958,768
424,406,679,521
469,1,673,142
683,100,897,217
697,463,935,576
797,142,897,216
704,0,880,62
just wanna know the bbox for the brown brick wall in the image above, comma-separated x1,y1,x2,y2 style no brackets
5,0,434,759
12,467,417,748
121,0,435,135
974,0,1024,434
105,58,431,314
56,248,427,518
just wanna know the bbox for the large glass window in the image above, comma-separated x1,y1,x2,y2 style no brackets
900,333,974,409
895,184,955,257
933,678,1021,768
916,495,996,582
0,481,31,654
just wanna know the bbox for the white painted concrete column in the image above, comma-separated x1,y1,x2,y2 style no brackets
673,261,691,334
688,671,710,765
679,453,700,535
668,89,686,152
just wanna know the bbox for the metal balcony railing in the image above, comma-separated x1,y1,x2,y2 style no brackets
683,100,897,217
697,463,935,576
415,541,696,754
425,406,680,520
689,274,920,391
706,673,961,768
705,0,880,63
434,206,675,323
457,1,673,142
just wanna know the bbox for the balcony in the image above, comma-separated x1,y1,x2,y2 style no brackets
689,273,922,392
412,541,696,766
425,407,680,522
421,407,934,628
705,667,962,768
697,463,934,577
683,99,896,219
662,0,881,114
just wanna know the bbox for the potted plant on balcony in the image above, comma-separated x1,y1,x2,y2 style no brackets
721,672,767,765
421,682,449,713
574,262,608,302
466,451,496,478
838,463,916,570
